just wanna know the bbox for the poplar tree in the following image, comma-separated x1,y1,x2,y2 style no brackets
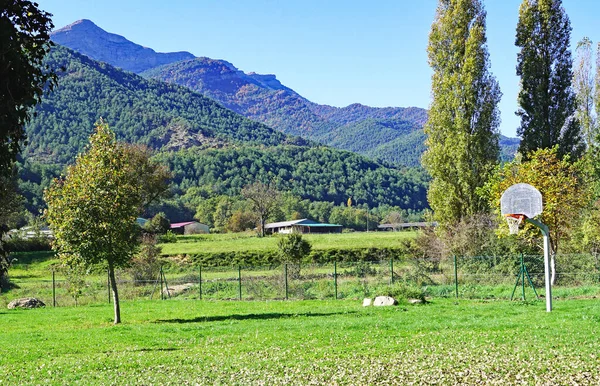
423,0,501,226
572,37,595,148
515,0,583,158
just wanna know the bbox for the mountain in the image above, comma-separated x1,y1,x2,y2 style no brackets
19,44,429,218
50,20,435,166
50,20,195,73
24,45,297,164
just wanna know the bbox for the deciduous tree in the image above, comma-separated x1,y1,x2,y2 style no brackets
485,147,590,284
241,182,281,237
44,122,170,323
573,37,596,148
423,0,501,227
0,0,55,290
515,0,583,158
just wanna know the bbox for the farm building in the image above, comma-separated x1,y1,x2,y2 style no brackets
265,219,342,235
377,222,438,231
170,221,210,235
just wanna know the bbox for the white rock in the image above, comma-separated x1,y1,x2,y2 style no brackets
7,297,45,309
373,296,397,306
362,298,372,307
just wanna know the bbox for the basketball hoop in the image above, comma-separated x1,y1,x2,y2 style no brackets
505,214,525,235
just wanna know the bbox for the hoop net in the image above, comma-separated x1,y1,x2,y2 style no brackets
505,214,525,235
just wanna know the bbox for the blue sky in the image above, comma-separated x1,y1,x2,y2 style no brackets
37,0,600,138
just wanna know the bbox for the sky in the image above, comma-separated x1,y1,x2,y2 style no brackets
36,0,600,138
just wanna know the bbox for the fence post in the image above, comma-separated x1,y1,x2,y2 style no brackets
334,261,338,300
238,265,242,300
52,270,56,307
390,258,394,285
199,265,202,300
108,269,111,304
160,266,164,300
284,263,289,300
454,255,459,299
521,253,525,300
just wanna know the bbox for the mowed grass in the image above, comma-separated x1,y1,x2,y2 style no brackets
2,298,600,385
159,230,417,255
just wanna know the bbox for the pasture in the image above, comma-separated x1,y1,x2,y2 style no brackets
158,230,418,255
2,298,600,385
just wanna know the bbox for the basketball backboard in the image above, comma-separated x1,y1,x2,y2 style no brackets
500,183,543,219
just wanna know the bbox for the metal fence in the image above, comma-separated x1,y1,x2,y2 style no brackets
4,253,600,307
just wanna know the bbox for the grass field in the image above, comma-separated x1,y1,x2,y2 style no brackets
159,230,417,255
2,298,600,385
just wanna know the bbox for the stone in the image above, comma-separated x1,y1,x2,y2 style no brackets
373,296,397,306
408,298,424,304
362,298,372,307
7,297,46,309
163,283,195,297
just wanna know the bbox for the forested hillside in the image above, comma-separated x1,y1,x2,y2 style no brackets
24,46,295,164
156,146,429,209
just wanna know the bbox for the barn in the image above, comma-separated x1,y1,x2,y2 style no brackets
265,219,342,235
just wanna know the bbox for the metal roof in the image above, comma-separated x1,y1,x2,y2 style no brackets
265,219,341,229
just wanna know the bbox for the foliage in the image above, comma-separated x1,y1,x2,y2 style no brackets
61,263,87,306
44,122,170,323
157,145,430,211
128,235,163,284
484,147,591,283
277,233,312,264
573,37,597,148
158,230,178,244
423,0,501,227
144,212,170,235
242,182,281,237
515,0,583,158
0,1,56,177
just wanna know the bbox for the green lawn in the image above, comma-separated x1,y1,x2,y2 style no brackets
159,230,417,255
2,298,600,385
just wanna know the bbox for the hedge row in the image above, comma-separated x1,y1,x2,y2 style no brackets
185,247,411,268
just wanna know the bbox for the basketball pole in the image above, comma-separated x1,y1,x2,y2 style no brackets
525,218,552,312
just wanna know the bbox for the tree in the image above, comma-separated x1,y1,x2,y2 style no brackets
241,182,281,237
0,0,55,292
44,122,170,324
0,1,55,177
573,37,596,148
277,233,312,278
144,212,170,235
485,146,590,284
423,0,501,227
515,0,583,158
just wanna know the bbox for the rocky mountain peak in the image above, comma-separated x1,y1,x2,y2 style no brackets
51,19,195,74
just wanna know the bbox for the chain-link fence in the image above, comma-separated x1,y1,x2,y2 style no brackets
3,253,600,307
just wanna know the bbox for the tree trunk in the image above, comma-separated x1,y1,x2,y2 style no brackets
260,217,265,237
108,262,121,324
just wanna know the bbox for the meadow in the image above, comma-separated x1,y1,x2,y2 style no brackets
2,298,600,385
158,230,418,255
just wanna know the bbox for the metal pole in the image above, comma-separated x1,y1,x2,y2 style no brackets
390,258,394,285
284,263,289,300
334,261,338,300
454,255,459,299
199,266,202,300
526,218,552,312
521,253,526,300
52,270,56,307
238,265,242,300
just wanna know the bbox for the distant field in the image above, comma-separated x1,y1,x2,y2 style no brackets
2,298,600,384
159,230,418,255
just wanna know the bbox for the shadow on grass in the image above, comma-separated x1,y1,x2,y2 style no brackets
155,311,355,324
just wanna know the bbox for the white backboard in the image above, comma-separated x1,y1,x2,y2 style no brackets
500,183,543,219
